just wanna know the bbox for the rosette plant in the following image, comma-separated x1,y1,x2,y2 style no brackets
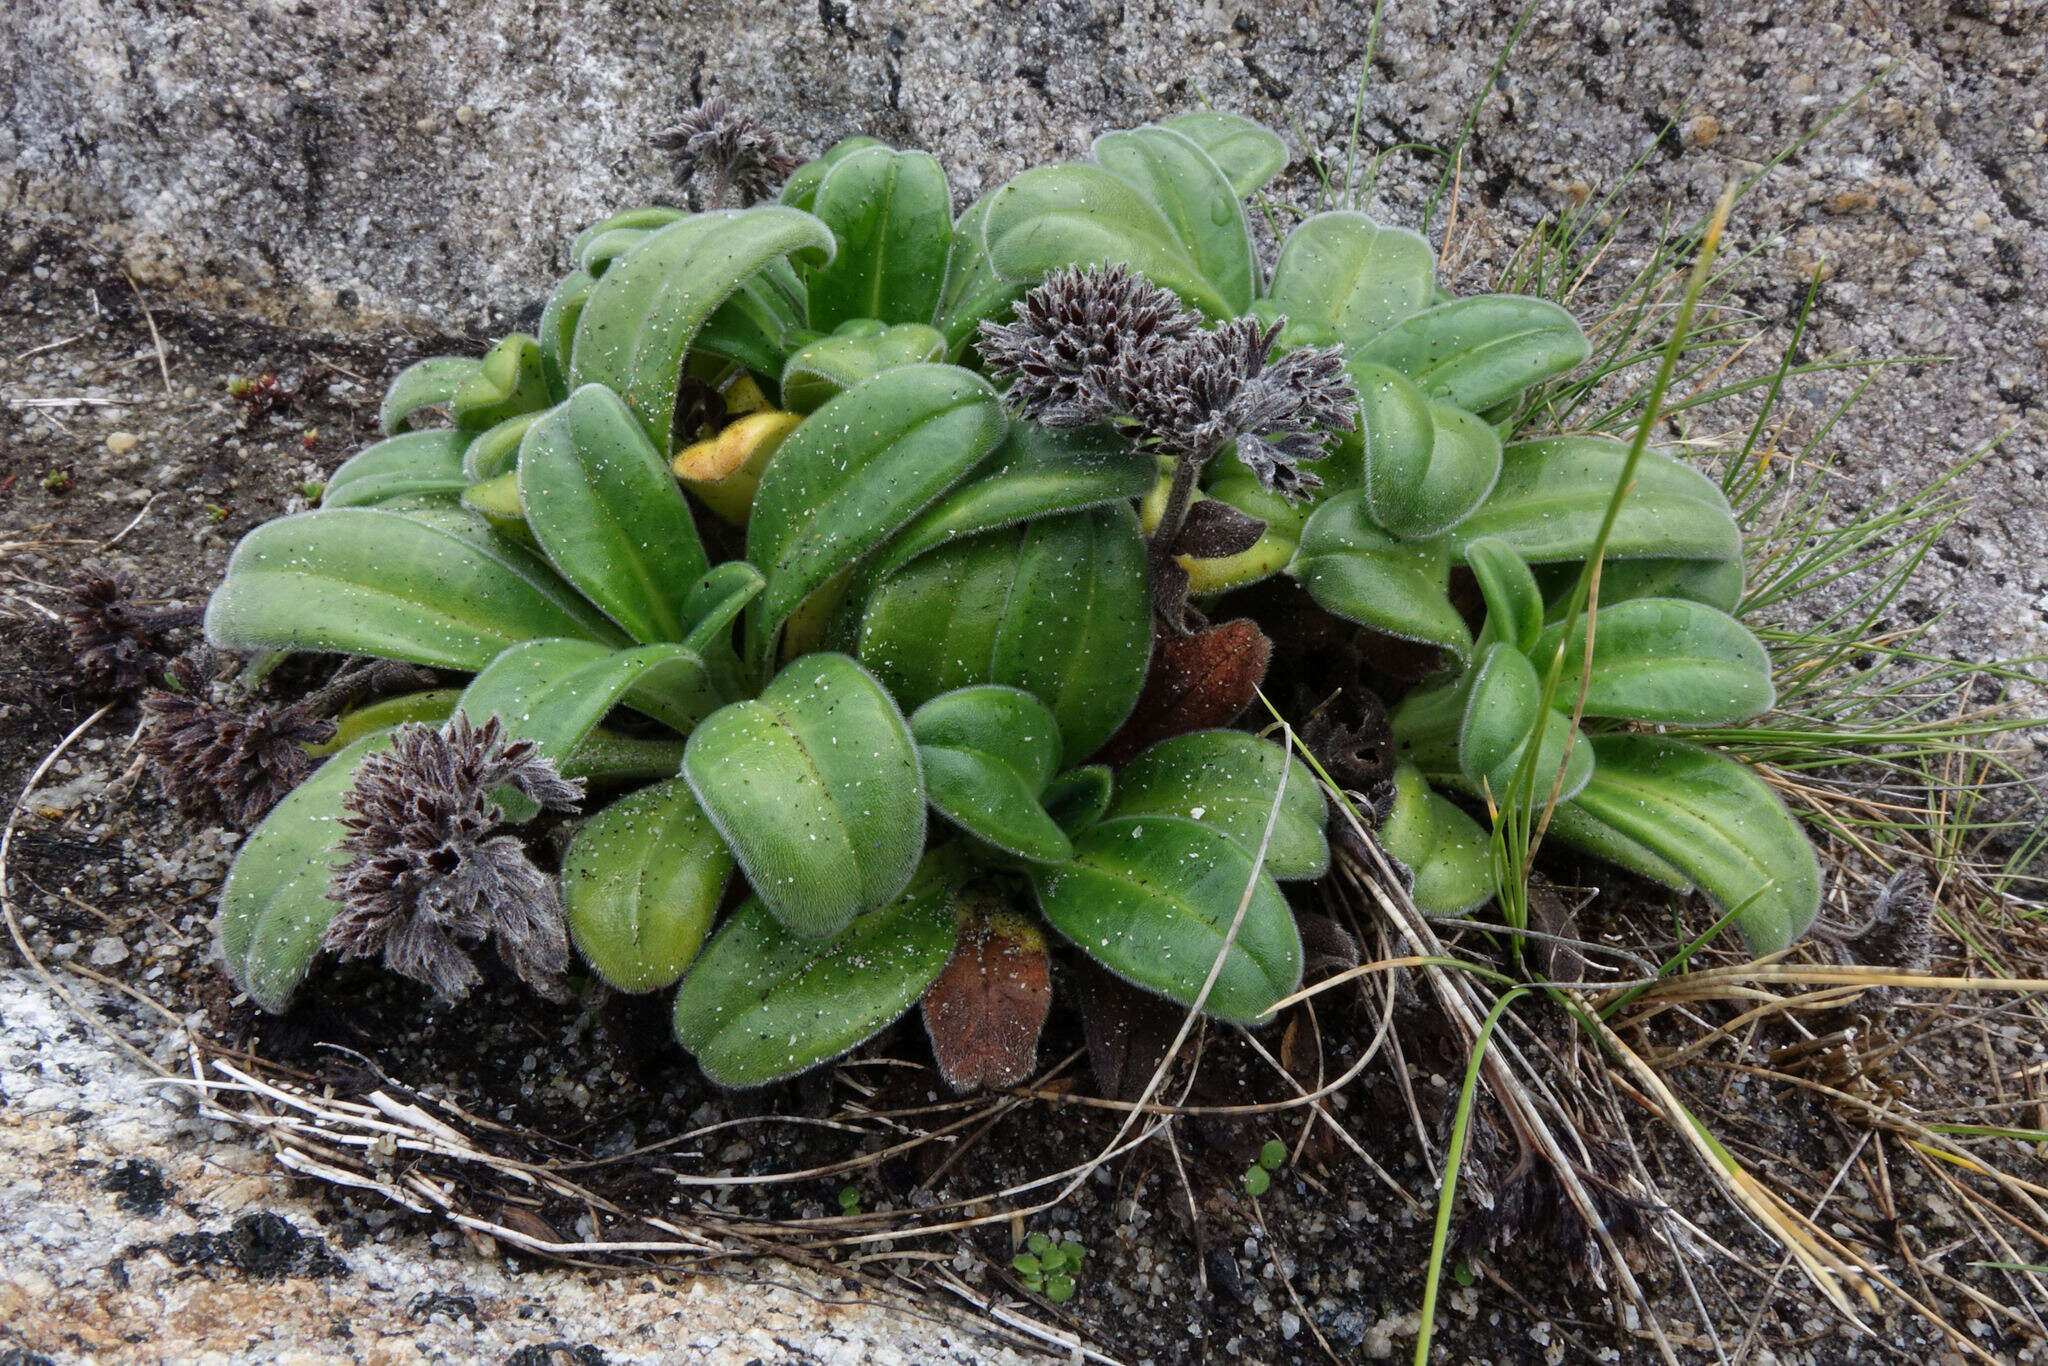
202,106,1820,1093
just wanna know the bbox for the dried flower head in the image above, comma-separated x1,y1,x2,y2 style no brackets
1104,315,1357,499
649,95,800,208
64,561,196,692
978,263,1200,428
323,713,584,1003
141,652,335,827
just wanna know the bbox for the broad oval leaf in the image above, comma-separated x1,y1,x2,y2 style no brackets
1456,436,1742,565
911,686,1071,863
981,163,1234,318
682,653,926,939
780,135,887,213
379,356,479,435
1356,363,1503,540
1356,295,1591,412
563,778,732,993
1032,816,1303,1024
745,364,1006,666
1579,556,1745,614
1268,214,1437,353
217,732,395,1012
568,206,685,263
1534,598,1774,726
537,268,595,401
1043,764,1115,835
1106,730,1329,880
321,429,472,510
203,508,623,671
671,851,962,1087
1159,111,1287,197
804,145,952,332
871,421,1156,581
1559,734,1822,954
463,410,548,483
569,208,836,453
518,384,709,644
1455,642,1594,805
780,321,947,414
1094,125,1256,313
1378,763,1494,914
1292,493,1471,658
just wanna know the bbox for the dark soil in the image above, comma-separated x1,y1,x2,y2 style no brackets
4,228,2042,1365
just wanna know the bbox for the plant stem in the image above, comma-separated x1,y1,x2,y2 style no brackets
1150,451,1204,554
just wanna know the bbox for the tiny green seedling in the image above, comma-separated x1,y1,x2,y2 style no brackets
41,467,73,493
1243,1137,1288,1196
1012,1231,1085,1302
837,1186,862,1214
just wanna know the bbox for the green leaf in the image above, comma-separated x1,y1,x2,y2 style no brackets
217,732,395,1012
1258,1138,1288,1169
569,206,685,263
910,686,1071,863
745,363,1006,668
563,778,732,993
537,269,595,401
696,272,804,381
1159,111,1287,198
671,850,962,1087
569,208,836,453
1353,363,1503,540
1290,494,1471,659
451,333,553,431
1093,125,1256,313
1542,800,1690,891
379,356,480,435
1355,296,1590,412
1244,1166,1272,1197
1534,598,1774,726
1106,731,1328,879
932,190,1027,357
1267,214,1437,352
517,384,710,644
1043,765,1115,835
679,560,765,657
203,508,623,671
1466,537,1544,655
872,421,1156,580
320,430,472,510
456,638,720,814
1378,763,1493,914
682,653,926,939
780,321,948,414
981,163,1234,318
1454,643,1593,805
1558,734,1822,954
1032,816,1302,1023
780,135,887,213
309,689,461,756
462,410,548,483
1456,436,1742,565
1563,556,1744,614
804,145,952,332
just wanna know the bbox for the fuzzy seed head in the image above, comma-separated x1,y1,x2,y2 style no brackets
978,263,1201,428
323,713,584,1003
141,653,334,827
649,96,800,207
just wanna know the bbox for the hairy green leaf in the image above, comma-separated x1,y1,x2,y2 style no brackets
1290,494,1471,658
569,208,836,453
451,333,553,431
1043,764,1115,835
379,356,480,435
1355,295,1590,412
1267,214,1437,352
745,364,1005,667
518,384,709,644
1354,363,1503,540
1094,126,1256,313
1159,111,1288,198
1454,642,1593,804
321,430,472,510
563,778,732,993
1559,734,1822,955
780,320,947,414
1534,598,1774,726
911,686,1072,863
1378,763,1493,914
1032,816,1302,1024
805,145,952,332
1106,730,1329,879
932,190,1028,356
204,508,623,671
1456,437,1742,565
683,653,926,939
671,850,962,1087
780,136,887,213
1466,537,1544,655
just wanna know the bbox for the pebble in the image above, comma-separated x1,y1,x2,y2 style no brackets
88,936,130,967
1686,114,1720,147
106,431,140,455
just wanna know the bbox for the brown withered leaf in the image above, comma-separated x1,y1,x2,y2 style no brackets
1173,499,1266,559
921,903,1052,1093
1074,956,1183,1102
1092,617,1272,766
1299,686,1396,793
